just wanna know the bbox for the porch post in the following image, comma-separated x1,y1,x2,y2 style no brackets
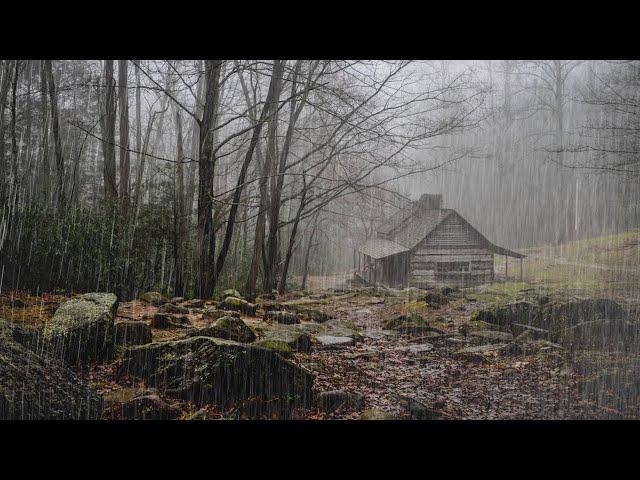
505,255,508,280
519,258,523,282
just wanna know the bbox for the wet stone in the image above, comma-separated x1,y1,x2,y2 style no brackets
315,335,356,348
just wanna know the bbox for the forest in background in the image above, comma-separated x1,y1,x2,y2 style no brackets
0,60,638,301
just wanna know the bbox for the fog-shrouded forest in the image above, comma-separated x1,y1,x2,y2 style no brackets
1,59,639,421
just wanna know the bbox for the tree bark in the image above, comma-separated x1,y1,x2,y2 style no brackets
196,60,223,298
100,60,118,202
43,60,65,207
118,59,131,212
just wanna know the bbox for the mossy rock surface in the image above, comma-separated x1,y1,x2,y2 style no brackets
187,316,256,343
202,308,240,321
382,313,445,335
254,328,312,354
316,390,364,413
220,296,256,316
0,326,102,419
263,310,300,325
115,321,152,346
221,289,242,300
119,336,313,416
43,292,118,365
139,291,167,306
359,409,399,420
159,303,189,315
102,388,180,420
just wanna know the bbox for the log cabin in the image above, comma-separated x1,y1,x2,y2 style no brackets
354,194,525,288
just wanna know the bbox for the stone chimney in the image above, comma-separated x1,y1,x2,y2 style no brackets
417,193,443,210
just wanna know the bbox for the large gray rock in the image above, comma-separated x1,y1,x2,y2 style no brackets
0,322,102,419
159,303,189,315
186,315,256,343
43,292,118,364
315,335,355,348
119,336,313,416
253,328,312,355
102,388,180,420
263,310,300,325
220,296,257,316
139,291,167,306
115,321,152,346
316,390,364,413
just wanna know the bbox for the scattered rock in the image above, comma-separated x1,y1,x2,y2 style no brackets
395,395,442,420
170,297,185,304
459,320,499,335
43,292,118,364
316,390,364,413
454,343,511,359
115,321,152,346
315,335,355,348
221,289,242,300
183,299,205,309
382,313,446,335
0,329,102,419
119,336,313,416
159,303,189,315
220,296,257,316
511,323,550,340
359,409,399,420
102,388,180,420
150,313,191,329
253,328,312,355
559,318,639,350
397,343,434,354
421,291,448,308
202,308,240,321
187,316,256,343
139,291,168,306
263,310,300,325
468,330,514,344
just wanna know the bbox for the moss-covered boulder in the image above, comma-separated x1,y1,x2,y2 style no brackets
221,289,242,300
159,303,189,315
187,316,256,343
421,292,448,308
220,296,257,316
0,325,102,419
102,388,180,420
119,336,313,416
316,390,364,413
43,292,118,364
359,409,399,420
467,330,514,344
254,328,312,355
540,298,628,331
115,321,152,346
139,291,167,306
458,320,498,335
202,308,240,322
263,310,300,325
559,319,639,350
150,313,190,329
183,299,205,309
382,313,446,335
470,301,538,328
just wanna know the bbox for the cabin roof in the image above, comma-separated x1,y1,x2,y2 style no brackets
370,203,525,259
357,238,410,259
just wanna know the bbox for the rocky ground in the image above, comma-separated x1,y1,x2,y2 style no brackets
1,280,639,420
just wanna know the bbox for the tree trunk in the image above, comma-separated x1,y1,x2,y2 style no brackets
196,60,223,299
173,109,185,296
43,60,65,207
118,59,130,212
100,60,118,202
278,175,307,293
39,61,50,203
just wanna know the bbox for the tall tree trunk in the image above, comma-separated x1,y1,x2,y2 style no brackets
301,213,319,291
100,60,118,202
173,109,185,296
118,59,130,212
196,60,223,299
43,60,65,207
39,60,50,203
278,175,307,293
0,60,14,199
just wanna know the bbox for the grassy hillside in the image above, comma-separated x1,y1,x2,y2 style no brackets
492,230,640,303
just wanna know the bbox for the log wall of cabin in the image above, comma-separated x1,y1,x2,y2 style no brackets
408,214,494,287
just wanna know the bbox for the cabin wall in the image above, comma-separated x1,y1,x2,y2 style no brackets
409,214,494,287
